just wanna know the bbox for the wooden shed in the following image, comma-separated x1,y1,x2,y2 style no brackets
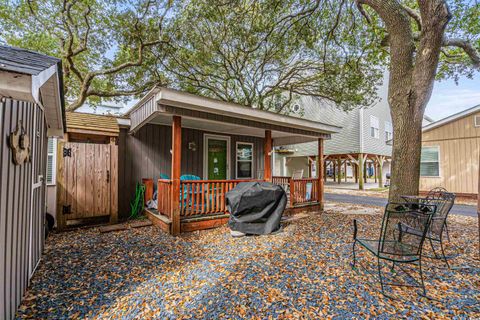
55,112,119,229
0,45,65,319
420,105,480,198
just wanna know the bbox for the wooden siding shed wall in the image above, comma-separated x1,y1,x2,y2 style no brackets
0,98,47,319
118,124,264,218
420,111,480,195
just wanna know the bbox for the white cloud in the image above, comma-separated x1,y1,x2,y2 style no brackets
426,83,480,121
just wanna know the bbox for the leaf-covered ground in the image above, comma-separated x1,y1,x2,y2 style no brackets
17,207,480,319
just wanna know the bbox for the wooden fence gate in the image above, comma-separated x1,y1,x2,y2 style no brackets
56,141,118,229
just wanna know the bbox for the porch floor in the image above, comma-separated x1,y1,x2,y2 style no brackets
17,206,479,319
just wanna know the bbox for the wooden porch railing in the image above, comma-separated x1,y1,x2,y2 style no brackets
290,178,319,207
272,176,290,187
179,179,259,216
153,177,320,220
157,179,172,218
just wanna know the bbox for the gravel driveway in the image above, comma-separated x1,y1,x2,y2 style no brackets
17,211,480,319
325,193,477,217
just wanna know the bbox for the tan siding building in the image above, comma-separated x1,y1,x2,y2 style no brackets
420,106,480,197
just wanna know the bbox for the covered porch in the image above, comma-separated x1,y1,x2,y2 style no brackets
126,88,340,234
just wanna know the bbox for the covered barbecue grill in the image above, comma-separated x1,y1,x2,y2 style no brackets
226,181,287,235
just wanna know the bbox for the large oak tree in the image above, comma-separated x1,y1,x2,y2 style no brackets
355,0,479,203
355,0,479,256
0,0,172,111
160,0,384,112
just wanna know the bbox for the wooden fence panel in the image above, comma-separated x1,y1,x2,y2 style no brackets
57,142,117,227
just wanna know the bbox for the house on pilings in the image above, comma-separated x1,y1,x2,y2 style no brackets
277,75,434,190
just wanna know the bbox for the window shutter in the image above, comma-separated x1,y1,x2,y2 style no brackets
46,138,56,184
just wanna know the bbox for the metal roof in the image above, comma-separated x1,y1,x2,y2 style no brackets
0,45,61,75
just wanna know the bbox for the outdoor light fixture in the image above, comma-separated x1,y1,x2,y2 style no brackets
188,142,197,151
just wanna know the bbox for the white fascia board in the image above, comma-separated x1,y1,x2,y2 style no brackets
157,88,342,134
422,105,480,132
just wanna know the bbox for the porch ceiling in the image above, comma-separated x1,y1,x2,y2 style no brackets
149,113,317,146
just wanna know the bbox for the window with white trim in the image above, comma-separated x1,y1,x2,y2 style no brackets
46,138,57,184
370,116,379,139
474,115,480,127
420,146,440,177
236,142,253,179
385,121,393,142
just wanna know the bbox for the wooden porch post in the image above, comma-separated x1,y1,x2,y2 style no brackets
333,161,336,182
318,138,324,209
337,158,341,184
353,163,358,183
344,161,347,182
264,130,272,181
323,159,327,183
364,159,367,183
358,153,364,190
377,155,385,188
171,116,182,235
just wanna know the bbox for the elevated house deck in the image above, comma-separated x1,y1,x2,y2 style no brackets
124,88,341,234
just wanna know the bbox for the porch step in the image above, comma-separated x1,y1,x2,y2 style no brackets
181,213,230,233
181,213,230,223
98,224,128,233
145,208,172,233
130,220,153,228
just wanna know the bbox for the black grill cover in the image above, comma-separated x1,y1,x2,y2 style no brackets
226,181,287,235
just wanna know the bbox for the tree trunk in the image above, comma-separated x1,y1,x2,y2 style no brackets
388,96,424,202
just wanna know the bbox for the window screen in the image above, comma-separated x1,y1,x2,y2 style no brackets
420,146,440,177
385,121,393,141
236,143,253,179
370,116,379,139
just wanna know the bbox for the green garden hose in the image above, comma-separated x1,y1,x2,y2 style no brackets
129,183,146,219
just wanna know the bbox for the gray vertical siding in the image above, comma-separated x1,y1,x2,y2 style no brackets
118,124,264,218
0,98,46,319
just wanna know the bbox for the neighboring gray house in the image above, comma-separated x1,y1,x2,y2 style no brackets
274,74,433,189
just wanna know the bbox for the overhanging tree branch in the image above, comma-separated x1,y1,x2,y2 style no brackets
443,37,480,68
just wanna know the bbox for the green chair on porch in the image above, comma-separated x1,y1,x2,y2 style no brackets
352,202,436,298
180,175,202,212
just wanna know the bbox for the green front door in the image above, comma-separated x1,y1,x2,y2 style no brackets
207,138,228,180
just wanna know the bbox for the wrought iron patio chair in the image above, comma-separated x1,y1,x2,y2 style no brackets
352,202,436,298
401,187,456,268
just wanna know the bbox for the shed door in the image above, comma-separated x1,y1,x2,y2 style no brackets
58,142,116,221
29,105,47,277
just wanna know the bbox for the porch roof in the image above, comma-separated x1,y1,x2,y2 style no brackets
125,87,341,146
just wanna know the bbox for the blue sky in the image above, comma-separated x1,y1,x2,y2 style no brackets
426,72,480,121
